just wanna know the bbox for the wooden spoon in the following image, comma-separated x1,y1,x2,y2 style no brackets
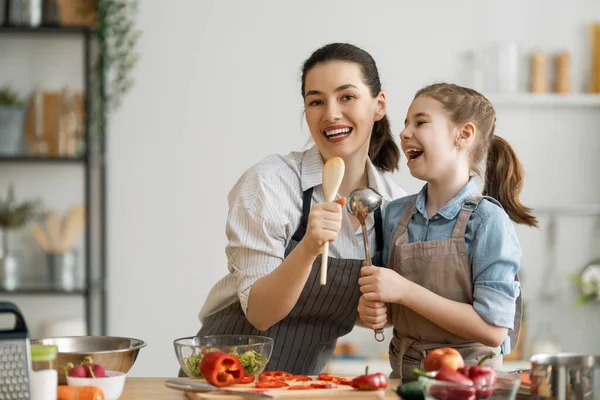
320,157,345,285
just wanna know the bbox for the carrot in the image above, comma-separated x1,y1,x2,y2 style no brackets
57,385,104,400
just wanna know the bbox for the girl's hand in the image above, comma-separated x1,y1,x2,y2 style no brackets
300,198,347,257
357,295,387,329
358,264,411,304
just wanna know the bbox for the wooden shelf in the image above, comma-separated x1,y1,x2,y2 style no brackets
489,93,600,107
0,155,86,163
0,25,92,35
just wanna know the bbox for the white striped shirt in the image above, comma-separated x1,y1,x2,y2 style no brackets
199,145,407,321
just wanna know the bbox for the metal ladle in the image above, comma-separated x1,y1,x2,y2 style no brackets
347,187,385,342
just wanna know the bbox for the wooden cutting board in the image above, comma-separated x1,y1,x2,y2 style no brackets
186,376,400,399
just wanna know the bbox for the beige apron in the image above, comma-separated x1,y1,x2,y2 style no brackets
387,194,522,381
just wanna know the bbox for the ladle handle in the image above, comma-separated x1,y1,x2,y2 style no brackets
360,222,384,341
361,222,371,264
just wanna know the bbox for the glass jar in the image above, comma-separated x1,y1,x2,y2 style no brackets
30,344,58,400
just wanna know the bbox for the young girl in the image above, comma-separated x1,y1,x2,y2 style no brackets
357,83,538,381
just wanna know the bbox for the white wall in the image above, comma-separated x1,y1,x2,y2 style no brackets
3,0,600,378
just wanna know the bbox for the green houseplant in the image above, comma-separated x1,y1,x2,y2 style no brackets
0,183,42,257
89,0,141,148
0,85,27,155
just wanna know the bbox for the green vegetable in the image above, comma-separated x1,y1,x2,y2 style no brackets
395,380,424,400
184,349,267,378
235,350,267,375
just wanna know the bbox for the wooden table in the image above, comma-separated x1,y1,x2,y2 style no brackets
120,378,402,399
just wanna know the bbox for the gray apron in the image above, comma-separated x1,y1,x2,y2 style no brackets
387,194,522,381
194,186,383,375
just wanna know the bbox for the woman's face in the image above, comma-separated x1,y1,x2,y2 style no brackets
303,61,386,162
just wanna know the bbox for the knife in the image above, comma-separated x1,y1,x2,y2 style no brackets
165,379,274,398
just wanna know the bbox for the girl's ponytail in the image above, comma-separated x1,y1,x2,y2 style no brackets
483,135,538,227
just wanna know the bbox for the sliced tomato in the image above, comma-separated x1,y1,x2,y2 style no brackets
255,380,289,389
258,371,293,381
239,374,255,384
288,375,312,381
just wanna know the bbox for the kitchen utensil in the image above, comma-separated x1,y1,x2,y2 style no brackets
174,335,274,379
320,157,345,286
346,187,385,342
0,301,32,398
166,379,274,398
530,353,600,399
539,216,561,301
31,336,146,385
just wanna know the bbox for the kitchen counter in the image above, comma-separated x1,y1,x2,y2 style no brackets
120,378,402,399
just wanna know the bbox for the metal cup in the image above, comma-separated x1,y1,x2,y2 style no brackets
46,251,78,291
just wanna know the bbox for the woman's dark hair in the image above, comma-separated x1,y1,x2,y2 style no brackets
301,43,400,172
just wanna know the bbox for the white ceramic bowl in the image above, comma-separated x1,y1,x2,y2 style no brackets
66,370,126,400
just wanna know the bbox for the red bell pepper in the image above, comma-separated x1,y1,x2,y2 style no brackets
350,367,388,391
199,351,244,387
255,380,289,389
457,354,497,399
258,371,293,381
413,366,476,400
239,374,255,384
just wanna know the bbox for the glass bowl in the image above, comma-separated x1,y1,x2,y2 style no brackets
418,370,521,400
174,335,274,379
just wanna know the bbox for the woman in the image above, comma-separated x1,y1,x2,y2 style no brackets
194,42,406,375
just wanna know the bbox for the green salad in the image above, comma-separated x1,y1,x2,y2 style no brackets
185,348,268,378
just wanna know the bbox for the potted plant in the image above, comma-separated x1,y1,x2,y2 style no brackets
0,85,27,155
0,184,41,289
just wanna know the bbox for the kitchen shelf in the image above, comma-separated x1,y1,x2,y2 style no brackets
0,278,104,295
489,93,600,107
0,155,86,164
0,25,92,35
0,24,107,336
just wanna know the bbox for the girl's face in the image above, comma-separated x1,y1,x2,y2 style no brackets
400,95,464,183
303,61,386,162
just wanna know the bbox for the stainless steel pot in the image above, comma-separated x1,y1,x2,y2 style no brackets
530,353,599,399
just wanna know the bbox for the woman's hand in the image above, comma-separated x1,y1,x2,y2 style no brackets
299,198,346,257
357,295,387,330
358,264,412,304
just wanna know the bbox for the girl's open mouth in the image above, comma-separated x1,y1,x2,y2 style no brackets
405,148,424,163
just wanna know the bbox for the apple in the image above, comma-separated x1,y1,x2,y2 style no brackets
423,347,464,372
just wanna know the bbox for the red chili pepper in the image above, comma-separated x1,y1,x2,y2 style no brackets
255,380,289,389
350,366,388,391
430,385,477,400
457,354,497,399
239,374,255,384
436,365,475,386
199,351,244,387
258,371,293,381
413,367,476,400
